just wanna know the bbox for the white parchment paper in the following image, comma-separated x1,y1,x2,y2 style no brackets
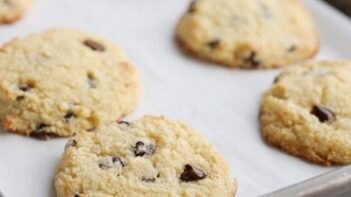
0,0,350,196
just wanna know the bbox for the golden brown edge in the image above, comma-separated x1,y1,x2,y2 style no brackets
0,14,24,24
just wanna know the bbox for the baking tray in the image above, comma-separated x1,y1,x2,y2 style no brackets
0,0,350,196
323,0,351,17
263,165,351,197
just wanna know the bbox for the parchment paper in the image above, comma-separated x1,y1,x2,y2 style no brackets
0,0,350,196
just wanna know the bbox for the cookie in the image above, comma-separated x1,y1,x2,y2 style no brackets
55,116,237,197
0,0,32,24
176,0,318,69
0,28,139,139
260,60,351,165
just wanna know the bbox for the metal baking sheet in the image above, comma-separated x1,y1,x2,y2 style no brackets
323,0,351,17
263,165,351,197
0,0,350,196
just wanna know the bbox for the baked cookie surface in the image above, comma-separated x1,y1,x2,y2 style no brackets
176,0,318,69
0,28,139,139
0,0,32,24
55,116,237,197
260,61,351,165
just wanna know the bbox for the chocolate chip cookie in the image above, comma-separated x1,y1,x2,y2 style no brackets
260,61,351,165
176,0,318,69
0,0,32,24
0,28,139,139
55,116,237,196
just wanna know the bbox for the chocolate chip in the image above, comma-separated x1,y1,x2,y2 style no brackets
188,0,197,13
311,105,335,123
19,81,35,92
64,112,76,122
207,39,220,49
87,128,96,132
287,45,297,52
141,174,159,182
30,124,58,140
83,39,105,52
98,161,110,170
133,141,154,157
273,76,280,84
180,164,207,182
244,51,260,67
65,139,77,149
99,156,124,169
141,177,156,182
37,123,49,130
112,156,124,167
16,96,25,101
98,163,108,169
118,121,130,126
19,85,32,92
